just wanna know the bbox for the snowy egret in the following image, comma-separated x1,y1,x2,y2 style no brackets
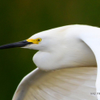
0,24,100,100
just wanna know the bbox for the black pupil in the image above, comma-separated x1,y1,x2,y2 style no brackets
38,39,40,41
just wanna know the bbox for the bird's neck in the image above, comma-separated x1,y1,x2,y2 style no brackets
33,46,96,71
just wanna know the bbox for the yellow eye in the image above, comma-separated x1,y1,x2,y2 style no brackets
37,39,40,41
37,38,42,42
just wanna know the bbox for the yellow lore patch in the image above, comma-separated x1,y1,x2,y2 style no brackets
27,38,42,44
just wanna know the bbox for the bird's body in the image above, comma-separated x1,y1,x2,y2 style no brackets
0,24,100,100
28,25,97,70
12,67,97,100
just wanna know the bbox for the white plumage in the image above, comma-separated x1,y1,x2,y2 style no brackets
0,24,100,100
12,67,97,100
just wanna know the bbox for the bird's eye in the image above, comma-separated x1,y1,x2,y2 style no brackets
36,38,42,43
37,39,40,41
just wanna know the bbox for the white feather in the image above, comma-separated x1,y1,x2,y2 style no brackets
1,24,100,100
12,67,97,100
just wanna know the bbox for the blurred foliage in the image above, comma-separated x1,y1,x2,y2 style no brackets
0,0,100,100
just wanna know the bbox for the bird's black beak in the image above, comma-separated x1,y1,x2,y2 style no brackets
0,40,33,49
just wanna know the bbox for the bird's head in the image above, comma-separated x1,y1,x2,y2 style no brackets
0,28,61,51
0,27,68,70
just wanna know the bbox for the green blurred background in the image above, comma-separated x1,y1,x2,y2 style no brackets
0,0,100,100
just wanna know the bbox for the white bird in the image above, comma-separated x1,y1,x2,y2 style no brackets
0,24,100,100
